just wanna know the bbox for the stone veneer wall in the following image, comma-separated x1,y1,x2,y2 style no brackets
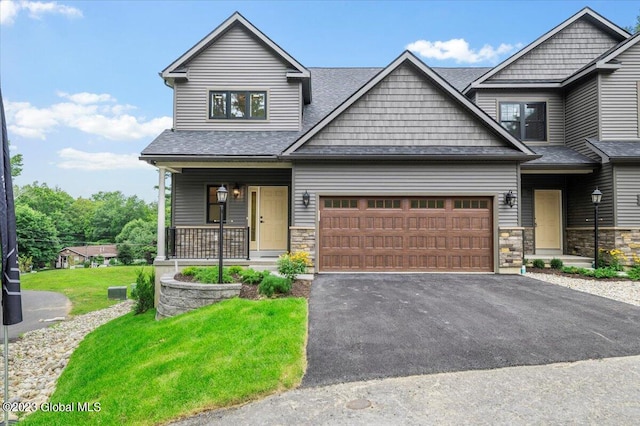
290,227,316,271
156,274,241,320
566,228,640,266
499,227,524,272
523,227,535,255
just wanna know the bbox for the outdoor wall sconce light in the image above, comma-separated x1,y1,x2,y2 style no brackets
504,190,516,208
302,191,310,208
232,183,241,199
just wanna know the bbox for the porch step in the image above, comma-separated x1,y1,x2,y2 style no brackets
526,254,593,269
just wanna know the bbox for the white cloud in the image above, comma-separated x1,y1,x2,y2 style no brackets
5,92,172,141
0,0,82,25
406,38,522,64
57,148,153,171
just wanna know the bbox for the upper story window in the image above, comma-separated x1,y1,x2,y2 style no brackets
499,102,546,141
209,90,267,120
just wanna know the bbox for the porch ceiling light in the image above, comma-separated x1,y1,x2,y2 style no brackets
233,183,241,199
504,190,516,208
302,191,310,208
217,185,228,204
591,188,602,205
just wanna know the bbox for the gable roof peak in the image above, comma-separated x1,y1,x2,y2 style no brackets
463,7,630,94
161,11,309,81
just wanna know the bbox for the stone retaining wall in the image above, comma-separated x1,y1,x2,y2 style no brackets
156,274,241,320
566,228,640,266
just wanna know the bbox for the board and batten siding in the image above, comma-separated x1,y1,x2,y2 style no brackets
307,64,506,147
567,163,614,227
615,165,640,227
490,19,620,81
173,168,291,226
291,162,519,227
565,77,599,158
474,90,564,145
600,43,640,140
174,24,301,131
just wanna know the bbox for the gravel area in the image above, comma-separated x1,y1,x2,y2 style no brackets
0,300,133,419
526,272,640,306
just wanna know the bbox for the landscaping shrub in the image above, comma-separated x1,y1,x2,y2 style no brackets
592,267,619,279
628,266,640,281
179,266,233,283
277,251,311,281
561,266,585,275
550,258,563,269
258,275,292,297
228,265,244,275
532,259,545,269
132,268,155,314
239,268,264,285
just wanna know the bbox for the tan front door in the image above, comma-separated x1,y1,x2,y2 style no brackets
249,186,288,251
534,190,562,252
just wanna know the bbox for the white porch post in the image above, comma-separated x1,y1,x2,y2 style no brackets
157,167,166,260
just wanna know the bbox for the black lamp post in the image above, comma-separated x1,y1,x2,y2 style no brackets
591,188,602,269
217,185,228,284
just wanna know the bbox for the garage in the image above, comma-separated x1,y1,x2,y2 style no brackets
319,197,493,272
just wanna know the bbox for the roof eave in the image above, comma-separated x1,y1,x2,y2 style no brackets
139,154,281,164
283,153,540,162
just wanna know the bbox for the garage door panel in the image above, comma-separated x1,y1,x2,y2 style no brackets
319,197,493,272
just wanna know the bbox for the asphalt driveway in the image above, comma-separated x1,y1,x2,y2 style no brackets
303,274,640,387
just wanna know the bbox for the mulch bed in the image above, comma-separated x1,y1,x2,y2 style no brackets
527,267,633,281
173,273,312,300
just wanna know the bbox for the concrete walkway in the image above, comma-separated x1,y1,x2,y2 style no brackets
171,355,640,425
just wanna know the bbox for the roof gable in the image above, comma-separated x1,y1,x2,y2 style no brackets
465,8,630,92
284,51,536,157
161,12,309,80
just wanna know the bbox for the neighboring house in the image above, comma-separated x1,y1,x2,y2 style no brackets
57,244,118,268
140,8,640,274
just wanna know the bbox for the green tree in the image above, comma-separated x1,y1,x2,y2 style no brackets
627,11,640,34
67,197,98,242
91,191,154,242
10,153,23,178
15,204,60,268
116,218,157,263
15,182,77,245
117,242,134,265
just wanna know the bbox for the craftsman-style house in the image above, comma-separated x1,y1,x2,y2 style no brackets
141,8,640,275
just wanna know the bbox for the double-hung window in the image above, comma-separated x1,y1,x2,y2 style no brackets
499,102,546,141
209,90,266,120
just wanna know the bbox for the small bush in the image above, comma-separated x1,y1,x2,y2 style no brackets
239,268,264,285
562,266,582,275
258,275,292,297
277,251,311,281
550,258,563,269
628,266,640,281
592,267,619,279
181,266,198,276
132,268,155,314
532,259,545,269
228,265,244,275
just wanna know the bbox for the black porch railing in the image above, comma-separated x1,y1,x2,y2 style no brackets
166,227,250,260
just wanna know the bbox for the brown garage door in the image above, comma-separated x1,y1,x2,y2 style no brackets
319,197,493,272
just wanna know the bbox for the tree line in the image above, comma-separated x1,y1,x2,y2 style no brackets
15,180,159,269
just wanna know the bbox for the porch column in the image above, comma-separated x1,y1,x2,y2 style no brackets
157,167,166,260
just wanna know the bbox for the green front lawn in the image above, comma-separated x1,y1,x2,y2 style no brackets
20,267,140,315
21,297,308,425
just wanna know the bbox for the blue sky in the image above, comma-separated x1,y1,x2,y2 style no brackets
1,0,637,202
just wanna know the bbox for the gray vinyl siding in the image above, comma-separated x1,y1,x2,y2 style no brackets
490,19,620,81
600,44,640,140
565,77,599,158
567,163,614,227
291,162,519,226
307,64,506,147
174,24,301,131
474,90,564,145
615,165,640,227
173,168,291,226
